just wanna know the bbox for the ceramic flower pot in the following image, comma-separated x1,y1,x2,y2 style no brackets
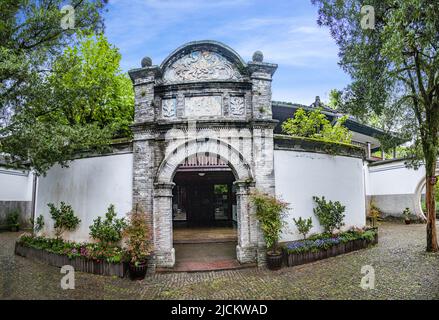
128,261,147,280
266,252,283,270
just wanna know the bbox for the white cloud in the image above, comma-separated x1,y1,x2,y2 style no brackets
211,16,339,67
141,0,251,10
104,1,349,103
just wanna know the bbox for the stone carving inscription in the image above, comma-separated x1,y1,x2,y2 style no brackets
184,96,222,118
163,51,241,83
230,97,245,116
162,98,176,118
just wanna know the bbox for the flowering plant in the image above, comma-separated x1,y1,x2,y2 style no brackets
284,227,377,254
122,204,152,265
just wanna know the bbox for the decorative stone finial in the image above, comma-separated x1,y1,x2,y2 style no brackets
141,56,152,67
252,51,264,62
315,96,321,104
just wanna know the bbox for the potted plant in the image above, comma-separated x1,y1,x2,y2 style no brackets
251,191,289,270
369,203,380,227
122,204,152,280
7,210,20,232
403,208,412,224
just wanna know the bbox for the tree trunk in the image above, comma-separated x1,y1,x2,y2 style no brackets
425,159,438,252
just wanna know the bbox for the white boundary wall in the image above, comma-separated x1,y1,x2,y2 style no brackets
36,153,133,242
0,167,33,201
274,150,366,242
366,159,433,218
0,167,34,226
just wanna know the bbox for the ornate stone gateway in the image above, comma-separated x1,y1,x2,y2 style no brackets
129,41,277,270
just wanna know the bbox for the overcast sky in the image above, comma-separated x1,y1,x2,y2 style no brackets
104,0,351,105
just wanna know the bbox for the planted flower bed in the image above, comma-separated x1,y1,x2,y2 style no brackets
15,234,127,277
282,227,378,267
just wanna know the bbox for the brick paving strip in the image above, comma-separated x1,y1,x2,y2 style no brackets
0,222,438,300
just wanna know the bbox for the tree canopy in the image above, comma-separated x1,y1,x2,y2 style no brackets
311,0,438,251
282,107,352,144
0,1,135,175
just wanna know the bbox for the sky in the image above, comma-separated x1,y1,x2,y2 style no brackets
103,0,351,105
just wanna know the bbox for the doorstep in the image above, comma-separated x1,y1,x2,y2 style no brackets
156,260,257,273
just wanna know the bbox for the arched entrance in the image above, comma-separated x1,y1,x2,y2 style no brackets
414,170,439,221
153,138,259,268
171,154,239,270
129,40,278,272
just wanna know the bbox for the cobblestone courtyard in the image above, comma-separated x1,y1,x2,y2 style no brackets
1,222,438,300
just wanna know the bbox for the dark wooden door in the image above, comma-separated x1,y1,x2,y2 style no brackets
187,183,214,226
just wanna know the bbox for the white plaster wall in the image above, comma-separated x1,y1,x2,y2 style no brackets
274,150,366,242
367,161,426,195
36,153,133,242
0,168,33,201
365,160,433,218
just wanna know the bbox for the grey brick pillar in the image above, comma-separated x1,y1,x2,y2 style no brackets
235,180,258,264
153,182,175,267
129,65,161,269
247,57,278,266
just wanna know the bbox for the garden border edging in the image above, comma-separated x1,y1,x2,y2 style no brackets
15,242,127,277
283,233,378,267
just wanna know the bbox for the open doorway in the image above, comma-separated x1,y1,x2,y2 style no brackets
171,155,239,270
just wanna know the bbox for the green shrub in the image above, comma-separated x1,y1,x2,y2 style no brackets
30,215,45,233
250,191,289,254
369,202,380,227
122,204,152,265
18,234,125,263
48,202,81,238
7,210,19,226
313,196,345,234
402,207,412,220
281,107,352,144
283,227,378,254
293,217,313,239
89,204,127,247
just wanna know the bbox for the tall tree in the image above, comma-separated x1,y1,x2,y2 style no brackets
1,0,106,114
1,33,134,174
311,0,438,252
0,1,132,175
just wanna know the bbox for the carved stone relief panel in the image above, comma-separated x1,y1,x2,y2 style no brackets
161,98,177,118
184,96,222,118
229,96,245,116
163,51,241,84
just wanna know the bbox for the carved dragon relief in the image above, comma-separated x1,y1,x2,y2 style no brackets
163,51,242,84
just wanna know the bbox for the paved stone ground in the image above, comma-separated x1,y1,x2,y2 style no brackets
1,222,438,300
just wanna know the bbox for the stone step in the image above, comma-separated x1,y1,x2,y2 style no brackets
156,260,257,273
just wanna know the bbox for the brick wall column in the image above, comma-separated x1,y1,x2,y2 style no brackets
248,58,278,266
234,180,258,263
153,182,175,268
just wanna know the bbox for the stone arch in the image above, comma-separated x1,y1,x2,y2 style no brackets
155,137,254,184
160,40,247,71
413,169,439,221
153,138,258,268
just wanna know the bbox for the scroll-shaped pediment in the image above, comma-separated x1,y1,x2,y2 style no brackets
163,51,242,84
